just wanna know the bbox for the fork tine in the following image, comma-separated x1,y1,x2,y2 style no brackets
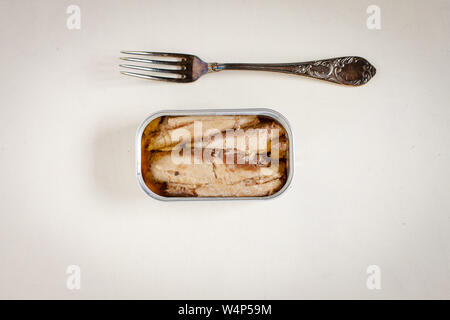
120,71,184,82
121,51,187,58
120,64,184,74
120,57,182,66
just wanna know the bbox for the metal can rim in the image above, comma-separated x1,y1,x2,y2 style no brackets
136,108,294,201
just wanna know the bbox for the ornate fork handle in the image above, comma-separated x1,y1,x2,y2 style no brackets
210,56,376,86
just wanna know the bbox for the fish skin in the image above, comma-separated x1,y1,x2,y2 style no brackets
184,121,285,153
161,116,258,130
147,116,260,151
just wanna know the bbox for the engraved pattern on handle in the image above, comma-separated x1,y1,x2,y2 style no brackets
295,56,376,86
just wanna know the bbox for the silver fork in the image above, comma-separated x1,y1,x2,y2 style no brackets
120,51,376,86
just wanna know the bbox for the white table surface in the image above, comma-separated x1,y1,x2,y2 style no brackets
0,0,449,299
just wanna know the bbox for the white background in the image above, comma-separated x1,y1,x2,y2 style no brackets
0,0,449,299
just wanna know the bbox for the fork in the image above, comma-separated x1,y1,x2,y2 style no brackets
120,51,376,86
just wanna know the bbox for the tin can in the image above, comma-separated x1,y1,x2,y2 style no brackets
136,108,294,200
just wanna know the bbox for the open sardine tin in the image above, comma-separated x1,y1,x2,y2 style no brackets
136,109,294,200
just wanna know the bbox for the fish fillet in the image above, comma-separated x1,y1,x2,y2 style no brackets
182,120,286,154
146,116,259,151
150,152,284,185
165,178,283,197
149,151,285,196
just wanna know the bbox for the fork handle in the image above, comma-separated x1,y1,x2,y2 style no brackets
211,56,376,86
